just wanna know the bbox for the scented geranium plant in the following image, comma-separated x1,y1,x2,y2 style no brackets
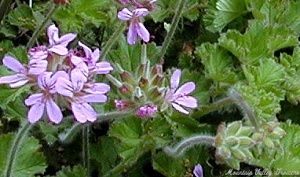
1,0,300,177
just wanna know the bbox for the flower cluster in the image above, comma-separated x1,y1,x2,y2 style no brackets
117,0,156,45
109,57,198,118
0,24,113,124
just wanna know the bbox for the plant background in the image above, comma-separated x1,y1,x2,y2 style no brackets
1,0,300,177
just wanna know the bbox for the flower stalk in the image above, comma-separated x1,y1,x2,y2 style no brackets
26,3,57,49
82,126,91,177
4,122,33,177
156,0,186,60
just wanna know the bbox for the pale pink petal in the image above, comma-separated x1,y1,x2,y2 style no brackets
174,96,198,108
25,93,43,106
48,45,68,55
91,48,100,64
71,67,87,90
171,69,181,90
71,55,84,66
71,102,97,123
56,78,74,97
118,8,133,21
172,102,189,114
58,33,76,46
47,24,59,46
94,61,113,74
133,8,149,17
175,82,195,95
28,59,48,75
9,79,29,88
28,101,45,123
127,22,137,45
46,98,63,124
78,41,92,57
0,74,27,84
37,72,52,90
29,46,48,60
84,83,110,94
80,94,107,103
51,71,69,83
3,55,25,73
136,22,150,42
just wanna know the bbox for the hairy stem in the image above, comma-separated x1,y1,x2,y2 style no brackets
26,3,57,49
82,126,91,177
156,0,186,60
5,122,33,177
59,111,132,143
164,135,215,157
99,23,126,61
192,96,235,118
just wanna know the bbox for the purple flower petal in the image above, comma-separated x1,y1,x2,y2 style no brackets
71,67,87,90
56,77,74,97
71,55,84,66
47,24,60,46
28,101,45,123
3,55,25,73
58,33,76,46
193,164,203,177
175,82,195,95
94,61,113,74
29,46,48,60
71,102,97,123
133,8,149,17
48,45,69,55
28,59,48,75
37,72,53,90
78,41,92,57
46,98,63,124
136,22,150,42
118,8,133,21
127,22,138,45
25,93,43,106
0,74,29,88
80,94,107,103
174,96,198,108
171,69,181,90
84,83,110,94
171,102,189,114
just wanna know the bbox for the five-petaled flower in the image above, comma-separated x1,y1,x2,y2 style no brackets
118,8,150,45
165,69,198,114
56,70,110,123
25,71,66,124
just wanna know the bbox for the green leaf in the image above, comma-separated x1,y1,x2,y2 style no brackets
219,21,298,65
90,137,119,175
7,5,37,30
109,117,143,159
152,152,185,177
195,43,239,84
0,133,46,177
0,40,13,58
48,165,86,177
204,0,248,32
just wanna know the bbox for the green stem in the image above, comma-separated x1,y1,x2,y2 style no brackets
164,135,215,157
0,0,13,23
26,3,57,49
5,122,33,177
82,126,90,177
192,96,235,118
59,111,132,143
156,0,186,60
99,23,126,61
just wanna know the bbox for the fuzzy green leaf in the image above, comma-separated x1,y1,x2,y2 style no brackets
0,134,46,177
204,0,247,32
7,5,37,30
219,21,298,65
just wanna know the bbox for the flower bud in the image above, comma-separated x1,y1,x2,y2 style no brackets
136,104,158,118
238,137,255,147
139,77,149,89
120,71,135,84
226,121,242,136
53,0,69,5
231,148,247,161
263,137,275,149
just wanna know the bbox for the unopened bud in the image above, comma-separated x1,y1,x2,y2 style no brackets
139,77,149,89
53,0,69,5
136,104,158,118
120,71,135,84
114,99,134,110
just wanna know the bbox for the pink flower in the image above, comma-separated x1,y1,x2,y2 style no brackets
25,72,67,124
0,56,30,88
118,8,150,45
136,104,157,118
193,164,203,177
47,24,76,55
56,69,110,123
165,69,198,114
